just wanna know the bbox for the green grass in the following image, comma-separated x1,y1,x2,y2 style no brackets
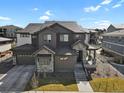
90,77,124,92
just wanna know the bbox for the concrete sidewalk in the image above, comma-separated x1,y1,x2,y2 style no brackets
74,63,93,92
22,91,95,93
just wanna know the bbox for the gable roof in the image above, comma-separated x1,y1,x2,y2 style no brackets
33,45,55,55
43,21,86,33
111,24,124,29
17,21,87,34
102,30,124,36
17,23,42,33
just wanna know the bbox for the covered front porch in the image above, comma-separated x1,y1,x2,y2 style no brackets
72,40,87,63
33,46,55,74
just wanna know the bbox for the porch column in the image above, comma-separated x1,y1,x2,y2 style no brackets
89,50,91,56
51,54,54,72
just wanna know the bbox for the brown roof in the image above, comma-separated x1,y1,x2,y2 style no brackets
113,24,124,29
17,21,87,33
0,25,22,30
17,23,42,33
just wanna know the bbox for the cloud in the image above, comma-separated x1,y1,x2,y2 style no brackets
84,0,113,13
94,20,111,29
40,15,49,21
32,8,39,11
45,10,52,16
84,5,101,12
39,10,53,21
112,4,121,8
101,0,112,5
112,0,124,8
0,16,11,21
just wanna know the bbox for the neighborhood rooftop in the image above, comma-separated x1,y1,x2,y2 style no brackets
103,30,124,36
17,21,88,33
112,24,124,29
0,25,22,30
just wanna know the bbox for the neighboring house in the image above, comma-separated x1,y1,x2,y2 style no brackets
13,21,88,73
0,37,13,57
102,30,124,63
107,24,124,33
88,29,99,45
0,25,22,39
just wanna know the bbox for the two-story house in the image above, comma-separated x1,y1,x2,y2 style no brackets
13,21,88,73
102,30,124,64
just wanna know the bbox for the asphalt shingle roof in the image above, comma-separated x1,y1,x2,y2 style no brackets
0,25,22,31
17,21,87,33
17,23,42,33
12,44,36,54
113,24,124,29
102,30,124,36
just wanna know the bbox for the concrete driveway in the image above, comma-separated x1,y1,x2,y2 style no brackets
0,65,35,91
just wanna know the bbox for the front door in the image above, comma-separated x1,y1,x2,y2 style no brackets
77,50,83,62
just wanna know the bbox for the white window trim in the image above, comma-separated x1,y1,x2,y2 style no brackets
60,34,69,42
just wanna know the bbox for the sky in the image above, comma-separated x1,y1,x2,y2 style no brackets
0,0,124,29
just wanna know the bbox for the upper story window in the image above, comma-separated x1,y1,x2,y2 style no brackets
44,34,52,42
60,34,69,42
20,33,30,38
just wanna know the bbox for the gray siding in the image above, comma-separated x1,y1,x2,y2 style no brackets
103,36,124,45
38,29,57,48
73,33,85,43
51,24,73,46
34,24,86,48
102,42,124,55
54,55,77,72
32,34,39,48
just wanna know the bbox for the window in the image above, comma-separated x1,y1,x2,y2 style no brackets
75,34,80,38
20,33,29,37
60,34,69,42
60,57,68,61
44,34,51,42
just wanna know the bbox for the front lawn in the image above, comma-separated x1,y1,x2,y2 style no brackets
33,72,78,91
90,77,124,92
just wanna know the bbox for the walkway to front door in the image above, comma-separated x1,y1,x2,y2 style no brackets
74,63,93,92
